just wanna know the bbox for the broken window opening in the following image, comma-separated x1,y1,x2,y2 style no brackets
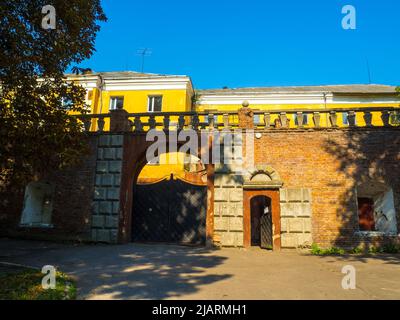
356,182,397,235
20,181,54,227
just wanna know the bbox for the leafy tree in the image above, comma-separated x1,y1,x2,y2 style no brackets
0,1,106,192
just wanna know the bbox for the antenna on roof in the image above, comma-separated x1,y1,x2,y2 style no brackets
136,48,152,73
366,58,372,84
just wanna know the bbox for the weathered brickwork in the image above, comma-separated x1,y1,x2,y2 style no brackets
213,168,244,247
2,126,399,250
91,134,124,243
252,129,400,248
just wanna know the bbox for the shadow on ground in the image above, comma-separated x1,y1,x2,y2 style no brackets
0,239,231,299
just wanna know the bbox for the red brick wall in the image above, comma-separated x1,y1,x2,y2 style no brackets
252,128,400,248
1,128,399,249
0,136,98,242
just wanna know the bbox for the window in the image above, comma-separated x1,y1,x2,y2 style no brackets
20,182,54,227
356,182,397,234
254,115,261,125
148,95,162,112
109,96,124,110
294,114,308,126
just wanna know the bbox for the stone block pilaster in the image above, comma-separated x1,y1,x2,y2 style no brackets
91,134,124,243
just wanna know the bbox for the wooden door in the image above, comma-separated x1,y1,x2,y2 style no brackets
244,189,281,250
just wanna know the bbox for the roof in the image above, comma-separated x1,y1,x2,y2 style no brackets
198,84,399,95
66,70,189,80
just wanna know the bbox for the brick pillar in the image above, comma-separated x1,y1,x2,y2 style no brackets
110,108,131,132
238,101,254,129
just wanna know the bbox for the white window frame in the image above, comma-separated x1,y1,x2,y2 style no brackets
109,96,124,110
147,95,163,112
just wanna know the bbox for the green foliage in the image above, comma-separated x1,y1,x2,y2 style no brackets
368,246,383,254
311,243,345,255
368,244,400,254
382,244,400,253
311,243,400,255
0,269,76,300
348,247,363,254
0,1,106,193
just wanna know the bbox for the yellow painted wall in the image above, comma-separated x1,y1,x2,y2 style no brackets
99,89,190,114
88,89,191,131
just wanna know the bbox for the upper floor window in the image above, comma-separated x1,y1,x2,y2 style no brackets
148,95,162,112
109,96,124,110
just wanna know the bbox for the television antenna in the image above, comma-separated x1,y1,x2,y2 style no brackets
136,48,152,73
366,58,372,84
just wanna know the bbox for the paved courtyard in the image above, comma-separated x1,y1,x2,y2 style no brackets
0,239,399,300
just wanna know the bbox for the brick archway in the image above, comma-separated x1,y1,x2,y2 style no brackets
118,133,215,245
242,165,283,250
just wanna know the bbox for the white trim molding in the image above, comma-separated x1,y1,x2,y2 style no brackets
198,92,400,106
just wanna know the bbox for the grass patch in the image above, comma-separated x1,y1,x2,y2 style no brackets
0,268,76,300
310,244,345,255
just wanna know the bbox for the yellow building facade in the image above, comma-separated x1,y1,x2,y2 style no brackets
68,71,400,181
67,71,196,182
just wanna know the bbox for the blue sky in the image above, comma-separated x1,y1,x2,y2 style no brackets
75,0,400,89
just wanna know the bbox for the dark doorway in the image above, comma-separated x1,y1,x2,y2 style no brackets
250,196,273,249
132,174,207,245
